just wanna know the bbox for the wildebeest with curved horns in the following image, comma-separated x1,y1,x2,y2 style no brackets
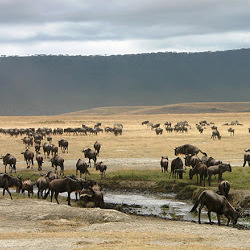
174,144,207,157
190,190,239,225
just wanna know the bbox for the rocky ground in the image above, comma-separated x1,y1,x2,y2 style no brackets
0,198,250,250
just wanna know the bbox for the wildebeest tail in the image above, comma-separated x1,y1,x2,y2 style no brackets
190,191,205,212
200,150,207,157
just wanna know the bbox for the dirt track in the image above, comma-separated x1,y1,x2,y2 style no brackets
1,198,250,250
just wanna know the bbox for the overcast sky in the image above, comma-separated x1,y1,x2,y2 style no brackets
1,0,250,56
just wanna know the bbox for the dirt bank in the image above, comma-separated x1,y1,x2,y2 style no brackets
0,198,250,250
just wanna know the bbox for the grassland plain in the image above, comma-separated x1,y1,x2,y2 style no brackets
1,112,250,249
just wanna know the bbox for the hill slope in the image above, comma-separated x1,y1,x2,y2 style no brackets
0,49,250,115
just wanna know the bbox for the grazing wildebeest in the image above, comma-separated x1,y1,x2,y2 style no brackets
190,190,239,225
169,157,184,179
155,127,163,135
82,148,97,166
36,152,44,171
174,144,207,157
94,141,101,156
205,157,222,167
243,151,250,167
0,174,22,199
51,144,58,157
142,120,149,125
43,142,51,158
160,156,168,173
211,130,221,140
50,155,64,176
184,154,201,168
218,180,230,198
44,177,85,206
228,128,235,136
76,159,89,179
58,139,68,153
0,153,17,173
95,161,107,179
207,164,232,186
21,149,34,169
22,179,35,198
189,162,208,186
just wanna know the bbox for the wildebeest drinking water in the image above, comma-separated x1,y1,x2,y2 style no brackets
190,190,239,226
174,144,207,157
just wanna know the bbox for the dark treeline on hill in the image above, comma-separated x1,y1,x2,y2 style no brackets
0,49,250,115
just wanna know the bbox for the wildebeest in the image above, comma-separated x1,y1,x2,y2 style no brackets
50,155,64,176
44,177,85,206
114,123,123,128
22,137,33,148
95,161,107,179
0,153,17,173
142,120,149,125
94,141,101,156
47,136,52,144
184,154,201,168
160,156,168,173
0,173,22,199
190,190,239,225
58,139,68,153
211,130,221,140
35,145,41,153
21,149,34,169
207,164,232,186
205,157,222,167
22,179,35,198
155,127,163,135
189,162,208,186
113,127,122,136
76,159,89,179
36,152,44,171
174,144,207,157
218,180,230,198
228,128,235,136
82,148,97,166
43,142,52,158
51,144,58,157
169,157,184,179
36,176,49,199
243,151,250,167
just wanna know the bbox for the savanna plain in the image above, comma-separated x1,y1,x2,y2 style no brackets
0,112,250,250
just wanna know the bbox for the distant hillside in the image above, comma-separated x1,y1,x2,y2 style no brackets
0,49,250,115
61,102,250,115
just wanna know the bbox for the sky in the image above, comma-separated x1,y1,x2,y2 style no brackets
1,0,250,56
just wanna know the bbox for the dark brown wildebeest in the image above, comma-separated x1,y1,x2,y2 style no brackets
94,141,101,156
35,145,41,154
95,161,107,179
190,190,239,225
155,127,163,135
184,154,201,168
160,156,168,173
50,155,64,176
82,148,97,166
43,142,52,158
58,139,68,153
22,137,33,148
142,120,149,125
165,127,173,133
0,173,22,199
207,164,232,186
243,151,250,167
205,157,222,167
0,153,16,173
51,144,58,157
22,179,35,198
47,136,52,144
169,157,184,179
21,149,34,169
36,176,49,199
228,128,235,136
76,159,89,179
189,162,208,186
218,180,230,198
174,144,207,157
113,127,122,136
211,130,221,140
36,152,44,171
164,122,171,127
44,177,85,206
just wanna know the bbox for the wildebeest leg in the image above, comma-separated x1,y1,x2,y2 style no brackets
208,175,211,186
55,192,60,204
50,190,54,202
217,214,221,225
4,188,13,200
207,211,212,224
75,192,78,201
198,207,203,224
225,215,231,226
4,164,7,173
67,192,71,206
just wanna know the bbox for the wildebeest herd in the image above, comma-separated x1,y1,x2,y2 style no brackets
0,118,249,227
